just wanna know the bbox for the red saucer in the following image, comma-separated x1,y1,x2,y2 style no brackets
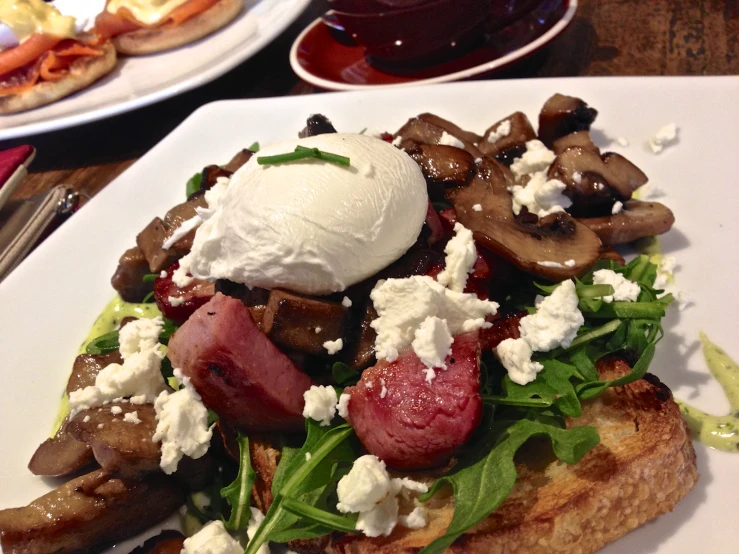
290,0,576,90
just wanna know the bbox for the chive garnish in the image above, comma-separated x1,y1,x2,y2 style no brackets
257,146,350,167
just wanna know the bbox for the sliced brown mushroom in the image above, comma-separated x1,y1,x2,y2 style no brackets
552,130,600,155
548,147,648,215
477,111,537,166
417,113,482,144
223,147,255,173
299,114,337,137
262,290,349,356
0,470,183,554
28,426,94,477
538,94,598,147
67,351,122,395
130,531,186,554
346,302,378,371
111,247,152,303
403,141,475,200
576,200,675,245
394,116,483,159
446,158,602,280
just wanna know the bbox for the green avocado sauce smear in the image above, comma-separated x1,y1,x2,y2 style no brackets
678,333,739,452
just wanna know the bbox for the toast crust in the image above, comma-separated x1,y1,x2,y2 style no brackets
0,42,117,115
112,0,243,55
252,358,698,554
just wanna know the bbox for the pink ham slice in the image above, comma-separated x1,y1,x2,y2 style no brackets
345,331,482,470
168,293,315,432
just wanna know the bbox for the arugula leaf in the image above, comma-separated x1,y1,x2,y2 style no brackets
185,171,203,198
221,434,256,530
245,422,355,554
578,342,657,400
418,419,599,554
332,362,360,386
498,360,584,417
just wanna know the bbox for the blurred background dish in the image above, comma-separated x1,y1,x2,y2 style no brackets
291,0,576,90
0,0,311,141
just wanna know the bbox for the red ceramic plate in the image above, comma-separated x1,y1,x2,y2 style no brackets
290,0,576,90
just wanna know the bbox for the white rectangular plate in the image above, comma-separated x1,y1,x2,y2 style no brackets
1,76,737,552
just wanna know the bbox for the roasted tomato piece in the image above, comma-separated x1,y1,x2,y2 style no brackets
154,263,215,324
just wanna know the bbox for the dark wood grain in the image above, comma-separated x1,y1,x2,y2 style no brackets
3,0,737,202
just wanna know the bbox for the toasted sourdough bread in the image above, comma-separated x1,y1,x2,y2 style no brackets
112,0,243,55
250,357,698,554
0,42,116,115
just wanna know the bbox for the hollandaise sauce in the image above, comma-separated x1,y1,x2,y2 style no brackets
106,0,191,25
0,0,76,43
678,333,739,453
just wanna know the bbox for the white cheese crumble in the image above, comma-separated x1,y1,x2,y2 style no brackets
435,222,477,292
123,411,141,424
380,378,388,399
110,406,122,415
392,135,403,147
472,203,482,212
159,270,167,278
537,260,564,268
616,136,630,147
496,280,583,385
438,131,464,149
323,338,344,355
336,455,428,538
315,326,322,334
593,269,641,303
182,520,242,554
510,171,573,217
152,369,213,475
69,317,166,417
370,275,498,363
520,280,584,351
399,506,428,529
654,256,692,310
302,385,338,426
246,508,271,554
510,140,556,178
572,171,582,184
337,392,350,419
172,253,195,288
305,452,312,461
611,200,624,215
411,316,453,381
565,259,576,267
342,296,353,308
648,123,678,154
486,119,511,143
168,295,186,307
82,415,91,423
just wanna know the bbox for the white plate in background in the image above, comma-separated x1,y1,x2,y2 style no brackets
1,76,737,552
0,0,310,141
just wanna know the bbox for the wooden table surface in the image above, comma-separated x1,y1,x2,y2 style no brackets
3,0,738,202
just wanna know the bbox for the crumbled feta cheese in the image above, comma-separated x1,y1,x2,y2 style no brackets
323,338,344,355
244,508,270,554
82,415,91,423
537,260,564,268
159,270,167,278
392,135,403,147
399,506,428,529
110,405,122,415
510,140,556,178
648,123,678,154
370,275,498,363
520,280,584,351
411,316,453,377
653,256,692,310
97,423,104,429
611,200,624,215
616,136,629,147
337,393,350,419
69,318,166,416
168,295,186,307
486,119,511,143
472,203,482,212
303,385,338,426
438,131,464,148
380,378,388,399
565,259,576,268
123,411,141,424
337,455,428,538
315,326,322,334
572,171,582,184
496,338,543,385
172,253,195,288
474,157,482,164
162,215,202,251
153,370,212,474
510,172,572,218
436,223,477,292
342,296,353,308
182,520,242,554
593,269,641,303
